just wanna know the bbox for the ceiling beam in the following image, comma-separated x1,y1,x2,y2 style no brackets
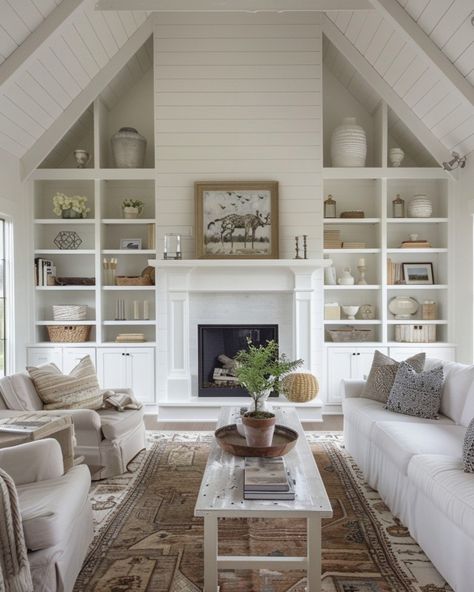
321,14,453,170
368,0,474,109
96,0,373,10
0,0,86,91
20,16,154,179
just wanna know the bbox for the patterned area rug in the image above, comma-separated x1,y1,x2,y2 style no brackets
74,432,451,592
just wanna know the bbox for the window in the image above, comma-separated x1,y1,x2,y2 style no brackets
0,219,10,376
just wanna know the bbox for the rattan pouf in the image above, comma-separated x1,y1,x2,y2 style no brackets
282,372,319,402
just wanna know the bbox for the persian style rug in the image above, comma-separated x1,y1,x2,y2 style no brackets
74,432,452,592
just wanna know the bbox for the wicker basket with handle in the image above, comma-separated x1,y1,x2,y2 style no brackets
47,325,91,343
282,372,319,403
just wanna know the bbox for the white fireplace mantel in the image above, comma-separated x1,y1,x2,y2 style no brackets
153,259,329,421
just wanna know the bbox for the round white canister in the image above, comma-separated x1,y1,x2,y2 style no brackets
331,117,367,167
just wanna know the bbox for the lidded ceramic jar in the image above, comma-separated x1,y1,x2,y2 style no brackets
331,117,367,167
111,127,146,168
388,296,419,319
408,194,432,218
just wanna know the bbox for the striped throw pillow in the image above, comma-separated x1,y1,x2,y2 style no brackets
27,355,103,410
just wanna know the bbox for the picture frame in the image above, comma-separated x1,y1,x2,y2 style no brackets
402,262,434,285
195,181,279,259
120,238,142,250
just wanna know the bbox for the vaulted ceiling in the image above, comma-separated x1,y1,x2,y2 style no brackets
0,0,472,175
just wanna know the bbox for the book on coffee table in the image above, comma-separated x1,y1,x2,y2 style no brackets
244,457,295,500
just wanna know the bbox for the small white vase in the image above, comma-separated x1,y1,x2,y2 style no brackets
331,117,367,167
408,194,432,218
389,148,405,167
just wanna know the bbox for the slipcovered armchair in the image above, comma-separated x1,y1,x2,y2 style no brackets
0,372,146,479
0,438,93,592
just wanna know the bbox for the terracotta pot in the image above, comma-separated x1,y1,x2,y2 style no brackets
242,413,276,447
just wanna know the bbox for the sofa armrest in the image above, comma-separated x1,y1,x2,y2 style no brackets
46,408,101,432
0,439,64,485
342,379,366,398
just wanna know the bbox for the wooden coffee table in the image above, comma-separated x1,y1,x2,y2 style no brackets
194,406,333,592
0,413,75,472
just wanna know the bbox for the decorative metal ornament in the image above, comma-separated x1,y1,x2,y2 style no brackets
54,231,82,250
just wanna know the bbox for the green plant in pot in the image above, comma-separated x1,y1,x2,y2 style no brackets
234,339,302,447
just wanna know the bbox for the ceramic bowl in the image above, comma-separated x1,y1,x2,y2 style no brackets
342,305,360,320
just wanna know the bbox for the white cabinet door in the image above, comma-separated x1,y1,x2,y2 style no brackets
27,347,63,369
62,348,96,374
326,348,354,403
128,348,155,404
389,346,455,363
354,348,387,381
96,349,128,390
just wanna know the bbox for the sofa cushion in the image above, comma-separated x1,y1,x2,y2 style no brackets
386,362,444,419
373,421,465,475
463,418,474,473
436,360,474,424
27,356,103,411
460,382,474,428
407,454,474,540
362,350,425,403
0,374,43,411
97,406,144,441
17,465,90,551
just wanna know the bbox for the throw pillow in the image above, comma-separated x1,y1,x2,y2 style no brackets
463,417,474,473
386,361,444,419
362,350,426,403
27,355,103,411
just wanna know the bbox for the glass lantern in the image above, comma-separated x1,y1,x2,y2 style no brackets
163,233,182,260
392,194,405,218
324,194,337,218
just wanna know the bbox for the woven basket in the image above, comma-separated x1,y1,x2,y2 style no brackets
115,276,152,286
282,373,319,403
52,304,87,321
327,328,374,342
47,325,91,343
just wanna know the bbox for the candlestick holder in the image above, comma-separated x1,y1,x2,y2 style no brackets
294,236,302,259
357,264,367,285
303,235,308,259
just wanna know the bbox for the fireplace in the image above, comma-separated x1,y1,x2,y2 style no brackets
198,324,278,397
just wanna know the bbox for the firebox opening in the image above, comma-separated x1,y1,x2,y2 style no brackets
198,324,279,397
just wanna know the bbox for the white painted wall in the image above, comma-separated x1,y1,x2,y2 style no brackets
154,12,323,260
0,149,30,372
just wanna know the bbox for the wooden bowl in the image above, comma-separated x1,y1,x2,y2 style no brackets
215,424,298,457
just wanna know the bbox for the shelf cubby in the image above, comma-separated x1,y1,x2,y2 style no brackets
34,180,95,219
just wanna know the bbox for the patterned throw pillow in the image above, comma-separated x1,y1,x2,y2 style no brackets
463,418,474,473
362,350,426,403
27,355,103,411
386,361,444,419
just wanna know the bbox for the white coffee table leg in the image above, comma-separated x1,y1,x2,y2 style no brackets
306,515,321,592
203,513,218,592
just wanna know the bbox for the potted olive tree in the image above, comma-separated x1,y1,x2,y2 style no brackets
234,339,302,447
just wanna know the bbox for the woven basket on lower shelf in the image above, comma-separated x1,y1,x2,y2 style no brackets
282,372,319,402
327,327,374,342
47,325,91,343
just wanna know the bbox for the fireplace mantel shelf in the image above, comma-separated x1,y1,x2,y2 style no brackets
151,258,331,270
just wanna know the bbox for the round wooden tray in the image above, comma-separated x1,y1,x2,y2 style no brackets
215,424,298,457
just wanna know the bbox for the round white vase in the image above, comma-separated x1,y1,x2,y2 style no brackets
408,194,432,218
389,147,405,167
331,117,367,167
389,296,419,319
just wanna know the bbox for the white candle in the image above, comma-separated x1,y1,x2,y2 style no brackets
143,300,149,320
358,257,366,267
133,300,139,320
176,234,181,254
163,236,167,253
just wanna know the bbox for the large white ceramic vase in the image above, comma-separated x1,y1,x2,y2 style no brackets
331,117,367,167
408,194,432,218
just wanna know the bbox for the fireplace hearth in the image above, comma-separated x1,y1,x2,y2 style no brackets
198,324,278,397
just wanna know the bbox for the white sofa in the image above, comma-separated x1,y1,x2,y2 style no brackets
342,359,474,592
0,438,93,592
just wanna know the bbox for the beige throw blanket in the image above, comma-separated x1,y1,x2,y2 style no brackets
102,390,143,412
0,469,33,592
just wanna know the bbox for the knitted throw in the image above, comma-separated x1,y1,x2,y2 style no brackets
0,469,33,592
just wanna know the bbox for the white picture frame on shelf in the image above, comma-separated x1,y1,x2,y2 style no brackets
120,238,142,250
402,262,434,285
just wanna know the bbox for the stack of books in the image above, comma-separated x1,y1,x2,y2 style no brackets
34,258,56,286
324,229,342,249
342,241,366,249
400,239,431,248
243,457,295,500
115,333,146,343
387,258,403,285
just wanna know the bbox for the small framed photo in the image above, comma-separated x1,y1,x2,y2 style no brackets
120,238,142,250
402,262,434,285
195,181,279,259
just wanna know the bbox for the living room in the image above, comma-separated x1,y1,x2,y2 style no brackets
0,0,473,591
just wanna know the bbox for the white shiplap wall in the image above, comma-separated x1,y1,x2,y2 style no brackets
154,12,322,259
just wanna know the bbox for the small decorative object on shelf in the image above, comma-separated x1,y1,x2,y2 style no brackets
408,194,432,218
324,302,340,320
337,267,355,285
73,149,90,168
324,194,337,218
400,236,431,248
141,265,155,285
357,257,367,285
115,299,126,320
324,264,337,285
402,262,434,285
303,234,308,259
331,117,367,167
342,305,360,320
294,236,301,259
389,296,419,319
340,210,364,218
52,305,87,321
389,147,405,167
163,233,182,260
422,300,437,320
52,193,90,219
120,238,142,250
111,127,147,168
103,258,117,285
392,194,405,218
358,304,375,320
122,199,144,219
53,231,82,250
115,276,152,286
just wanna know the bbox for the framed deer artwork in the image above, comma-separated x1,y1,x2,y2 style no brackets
195,181,279,259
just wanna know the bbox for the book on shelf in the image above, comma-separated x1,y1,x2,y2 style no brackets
342,242,366,249
400,240,432,248
115,333,146,343
324,229,342,249
243,457,295,500
147,223,156,250
34,258,55,286
387,258,403,285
